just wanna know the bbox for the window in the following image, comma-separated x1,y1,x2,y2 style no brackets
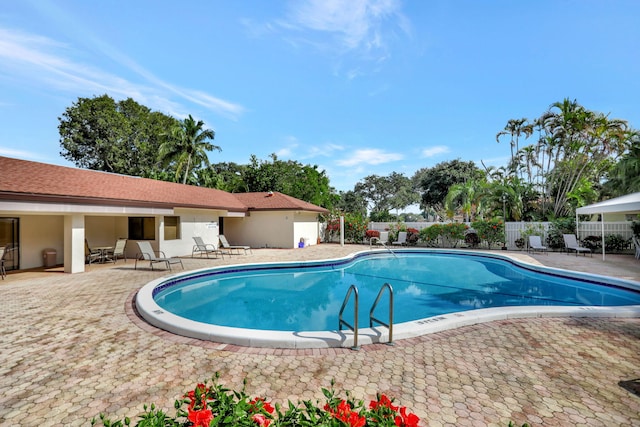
128,217,155,240
164,216,181,240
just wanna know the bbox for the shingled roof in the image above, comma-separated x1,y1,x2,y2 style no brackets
0,157,329,214
231,192,329,213
0,156,247,212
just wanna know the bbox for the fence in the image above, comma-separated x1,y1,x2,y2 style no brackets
369,221,636,249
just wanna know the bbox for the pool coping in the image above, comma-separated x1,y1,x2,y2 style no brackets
135,248,640,349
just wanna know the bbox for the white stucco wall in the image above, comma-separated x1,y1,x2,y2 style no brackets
224,211,321,249
158,209,223,257
20,215,64,269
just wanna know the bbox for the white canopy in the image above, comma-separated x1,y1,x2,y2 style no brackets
575,192,640,260
576,192,640,215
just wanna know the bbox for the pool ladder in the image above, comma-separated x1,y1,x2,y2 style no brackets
338,283,394,350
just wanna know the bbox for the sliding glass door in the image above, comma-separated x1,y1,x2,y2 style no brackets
0,218,19,271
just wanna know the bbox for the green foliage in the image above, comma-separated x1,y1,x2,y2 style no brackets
59,94,179,177
354,173,418,219
605,234,627,252
414,159,483,210
417,223,468,248
546,218,575,249
471,219,505,249
93,374,421,427
322,211,367,243
158,114,219,184
243,154,337,209
631,220,640,238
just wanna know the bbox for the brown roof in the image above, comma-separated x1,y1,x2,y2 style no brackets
0,156,247,211
232,192,329,213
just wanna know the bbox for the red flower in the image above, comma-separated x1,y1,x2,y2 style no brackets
188,408,213,427
325,400,366,427
252,413,271,427
369,394,398,412
394,406,420,427
250,397,275,414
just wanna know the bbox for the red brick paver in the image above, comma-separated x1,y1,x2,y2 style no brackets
1,246,639,426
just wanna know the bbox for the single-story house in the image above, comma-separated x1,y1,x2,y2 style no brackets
0,156,328,273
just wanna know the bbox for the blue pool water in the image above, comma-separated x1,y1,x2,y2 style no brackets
152,251,640,332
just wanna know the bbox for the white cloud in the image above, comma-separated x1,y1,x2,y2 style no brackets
336,148,403,166
421,145,450,158
282,0,409,54
0,27,245,120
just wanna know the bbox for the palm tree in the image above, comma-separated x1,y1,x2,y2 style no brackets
444,180,486,222
496,118,533,177
159,115,220,184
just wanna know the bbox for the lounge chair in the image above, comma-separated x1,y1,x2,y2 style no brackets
85,239,102,265
392,231,407,246
563,234,592,257
135,241,184,271
219,234,252,255
528,235,547,254
192,236,224,259
371,231,389,247
106,238,127,263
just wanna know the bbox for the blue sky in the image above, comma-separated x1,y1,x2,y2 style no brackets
1,0,639,192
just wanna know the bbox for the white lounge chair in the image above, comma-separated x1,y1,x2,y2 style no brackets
219,234,252,255
192,236,224,259
106,238,127,263
371,231,389,247
392,231,407,246
135,241,184,271
633,236,640,260
528,235,547,254
563,234,592,257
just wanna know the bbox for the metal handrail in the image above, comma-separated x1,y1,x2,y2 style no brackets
338,284,359,350
369,282,394,345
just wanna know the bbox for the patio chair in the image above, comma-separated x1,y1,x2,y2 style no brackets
192,236,224,259
528,235,548,255
85,239,102,265
370,231,389,248
392,231,407,246
0,246,6,280
135,241,184,271
106,238,127,263
633,236,640,260
219,234,252,255
563,234,592,257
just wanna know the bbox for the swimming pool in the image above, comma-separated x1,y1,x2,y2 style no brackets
136,249,640,349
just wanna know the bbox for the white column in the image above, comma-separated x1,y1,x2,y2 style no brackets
64,214,85,273
340,216,345,246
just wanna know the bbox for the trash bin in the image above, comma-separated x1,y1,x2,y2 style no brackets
43,249,57,267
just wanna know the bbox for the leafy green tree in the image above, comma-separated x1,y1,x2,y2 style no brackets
353,173,416,220
334,190,368,218
444,180,486,222
59,94,178,177
159,115,220,184
242,154,337,208
414,160,483,210
602,131,640,196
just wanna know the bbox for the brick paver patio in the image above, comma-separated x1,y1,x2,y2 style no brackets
0,245,638,426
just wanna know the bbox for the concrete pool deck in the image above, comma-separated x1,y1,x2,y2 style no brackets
1,245,639,426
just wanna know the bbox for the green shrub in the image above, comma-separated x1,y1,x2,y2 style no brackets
471,219,505,249
92,374,421,427
605,234,627,252
546,218,575,249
